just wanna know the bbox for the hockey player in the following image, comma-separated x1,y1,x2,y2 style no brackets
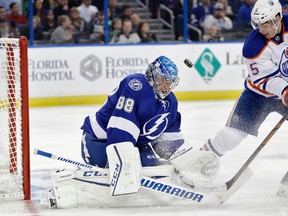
80,55,218,196
41,56,219,208
201,0,288,197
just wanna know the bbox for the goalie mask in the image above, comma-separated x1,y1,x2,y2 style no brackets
145,56,179,99
251,0,282,33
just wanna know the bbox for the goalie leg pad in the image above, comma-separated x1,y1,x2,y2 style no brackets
106,142,141,196
169,142,219,184
42,167,175,208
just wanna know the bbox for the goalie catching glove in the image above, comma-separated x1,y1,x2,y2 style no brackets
168,142,219,185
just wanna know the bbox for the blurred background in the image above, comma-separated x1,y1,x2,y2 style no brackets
2,0,281,45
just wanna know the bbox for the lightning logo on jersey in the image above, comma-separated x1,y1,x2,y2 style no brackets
140,113,170,140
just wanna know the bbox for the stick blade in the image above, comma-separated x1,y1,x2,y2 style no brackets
217,167,253,204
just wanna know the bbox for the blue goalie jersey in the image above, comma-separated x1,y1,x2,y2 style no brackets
81,73,182,147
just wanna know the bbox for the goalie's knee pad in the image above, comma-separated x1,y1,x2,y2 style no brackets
169,142,219,183
202,126,248,156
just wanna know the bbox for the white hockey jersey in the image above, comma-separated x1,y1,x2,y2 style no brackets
243,14,288,98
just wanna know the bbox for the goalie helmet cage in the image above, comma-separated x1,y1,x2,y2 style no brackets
0,36,30,200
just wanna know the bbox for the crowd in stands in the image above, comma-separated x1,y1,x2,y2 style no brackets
0,0,287,44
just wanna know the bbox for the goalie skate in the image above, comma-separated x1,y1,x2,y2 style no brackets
41,189,57,208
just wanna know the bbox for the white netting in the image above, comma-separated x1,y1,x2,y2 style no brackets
0,38,24,200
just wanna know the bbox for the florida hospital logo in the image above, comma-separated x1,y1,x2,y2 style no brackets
80,55,102,81
194,48,221,83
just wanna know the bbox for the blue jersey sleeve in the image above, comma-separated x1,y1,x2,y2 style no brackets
242,30,268,59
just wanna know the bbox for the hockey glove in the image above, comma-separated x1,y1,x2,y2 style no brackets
282,88,288,106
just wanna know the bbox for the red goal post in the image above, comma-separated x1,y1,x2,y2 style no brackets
0,36,30,200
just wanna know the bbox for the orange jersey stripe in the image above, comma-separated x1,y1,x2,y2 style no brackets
247,79,273,96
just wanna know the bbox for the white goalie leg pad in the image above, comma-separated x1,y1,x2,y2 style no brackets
42,166,176,208
277,171,288,197
106,142,141,196
169,141,219,184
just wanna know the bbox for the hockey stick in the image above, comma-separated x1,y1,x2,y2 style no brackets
192,114,288,192
33,148,250,205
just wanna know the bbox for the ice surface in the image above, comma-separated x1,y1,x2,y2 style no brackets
0,100,287,216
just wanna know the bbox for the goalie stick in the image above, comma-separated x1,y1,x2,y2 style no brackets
190,114,288,193
33,148,251,206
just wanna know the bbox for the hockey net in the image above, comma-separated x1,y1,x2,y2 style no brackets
0,37,30,200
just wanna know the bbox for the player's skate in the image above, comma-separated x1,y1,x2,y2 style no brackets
40,189,57,208
277,171,288,197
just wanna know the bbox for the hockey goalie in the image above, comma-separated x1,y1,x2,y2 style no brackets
41,56,219,208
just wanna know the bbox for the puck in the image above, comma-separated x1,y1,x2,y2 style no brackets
184,59,193,68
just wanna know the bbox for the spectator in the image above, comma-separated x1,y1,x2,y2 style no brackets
42,0,58,10
137,21,157,42
130,13,141,32
202,25,224,41
77,0,98,25
68,0,82,8
109,17,122,41
217,0,234,20
190,0,214,31
8,19,21,36
0,18,10,37
53,0,70,22
202,2,233,41
21,16,43,40
22,0,29,17
33,0,47,23
5,2,28,25
0,0,22,14
91,0,103,11
108,0,121,19
46,0,59,8
110,18,141,44
0,6,6,20
89,11,105,43
42,9,57,33
50,15,75,43
120,4,133,21
70,7,88,32
237,0,255,29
